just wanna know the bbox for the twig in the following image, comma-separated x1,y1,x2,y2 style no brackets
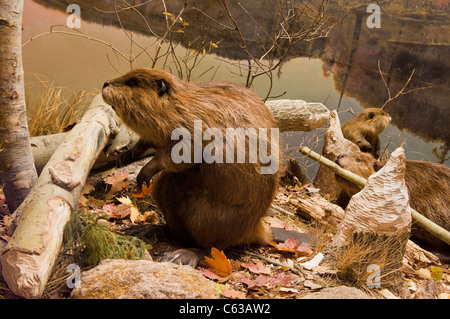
271,204,297,218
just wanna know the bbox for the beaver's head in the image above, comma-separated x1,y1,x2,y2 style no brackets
357,108,391,134
102,68,182,147
335,151,383,196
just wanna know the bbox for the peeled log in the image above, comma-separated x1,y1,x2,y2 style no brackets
1,94,118,298
330,148,411,298
265,99,330,132
314,111,359,201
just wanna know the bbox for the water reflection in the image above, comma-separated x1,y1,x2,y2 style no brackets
25,0,449,165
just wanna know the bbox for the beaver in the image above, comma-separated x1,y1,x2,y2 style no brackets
341,108,391,158
102,69,312,265
335,151,450,254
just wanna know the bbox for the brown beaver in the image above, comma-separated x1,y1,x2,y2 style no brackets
335,151,450,254
341,108,391,158
102,69,311,265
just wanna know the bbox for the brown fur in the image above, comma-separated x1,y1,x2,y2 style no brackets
336,151,450,249
341,108,391,157
102,68,280,250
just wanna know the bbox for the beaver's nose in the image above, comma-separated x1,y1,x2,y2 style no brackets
336,154,344,164
103,81,110,89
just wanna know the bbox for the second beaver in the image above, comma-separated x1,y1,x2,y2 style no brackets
102,68,305,265
341,108,391,158
335,151,450,253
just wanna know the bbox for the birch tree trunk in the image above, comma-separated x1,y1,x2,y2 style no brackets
1,95,118,299
0,0,38,213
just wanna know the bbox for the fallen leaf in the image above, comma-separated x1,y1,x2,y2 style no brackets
132,182,152,198
431,267,443,281
132,210,157,224
104,171,129,194
221,288,246,299
241,262,271,275
109,204,131,220
239,273,296,290
199,268,224,281
101,203,117,214
203,248,232,277
270,238,312,255
117,196,140,223
81,182,94,196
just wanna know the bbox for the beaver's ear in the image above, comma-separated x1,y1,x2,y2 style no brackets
156,79,169,96
373,161,382,172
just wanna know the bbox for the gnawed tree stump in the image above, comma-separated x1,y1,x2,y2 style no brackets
313,110,359,204
328,147,411,298
1,94,118,299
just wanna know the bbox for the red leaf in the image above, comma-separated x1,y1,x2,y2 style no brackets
104,171,129,194
241,262,271,275
221,288,246,299
198,268,223,281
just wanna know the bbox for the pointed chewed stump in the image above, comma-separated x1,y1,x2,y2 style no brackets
326,147,412,298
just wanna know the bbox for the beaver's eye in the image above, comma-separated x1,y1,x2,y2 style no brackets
356,158,361,162
156,79,169,96
125,78,139,87
369,112,375,119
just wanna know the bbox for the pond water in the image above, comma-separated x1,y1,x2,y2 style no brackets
22,0,450,179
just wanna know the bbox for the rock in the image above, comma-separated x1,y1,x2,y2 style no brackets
300,286,371,299
70,259,219,299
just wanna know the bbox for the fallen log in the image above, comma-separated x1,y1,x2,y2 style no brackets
29,99,330,173
31,123,153,175
1,94,118,298
329,148,412,297
265,99,330,132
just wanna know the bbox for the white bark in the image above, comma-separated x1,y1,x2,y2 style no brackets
1,94,118,298
0,0,38,213
265,99,330,132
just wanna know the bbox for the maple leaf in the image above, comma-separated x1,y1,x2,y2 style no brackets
203,247,232,277
132,182,152,198
221,288,246,299
108,204,131,220
239,273,296,290
104,171,129,194
241,262,272,275
270,238,312,256
198,268,223,281
116,196,140,223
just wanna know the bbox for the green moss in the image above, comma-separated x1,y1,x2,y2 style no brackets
64,210,146,267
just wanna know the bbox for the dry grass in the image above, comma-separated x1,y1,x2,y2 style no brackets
25,79,95,137
332,232,408,293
